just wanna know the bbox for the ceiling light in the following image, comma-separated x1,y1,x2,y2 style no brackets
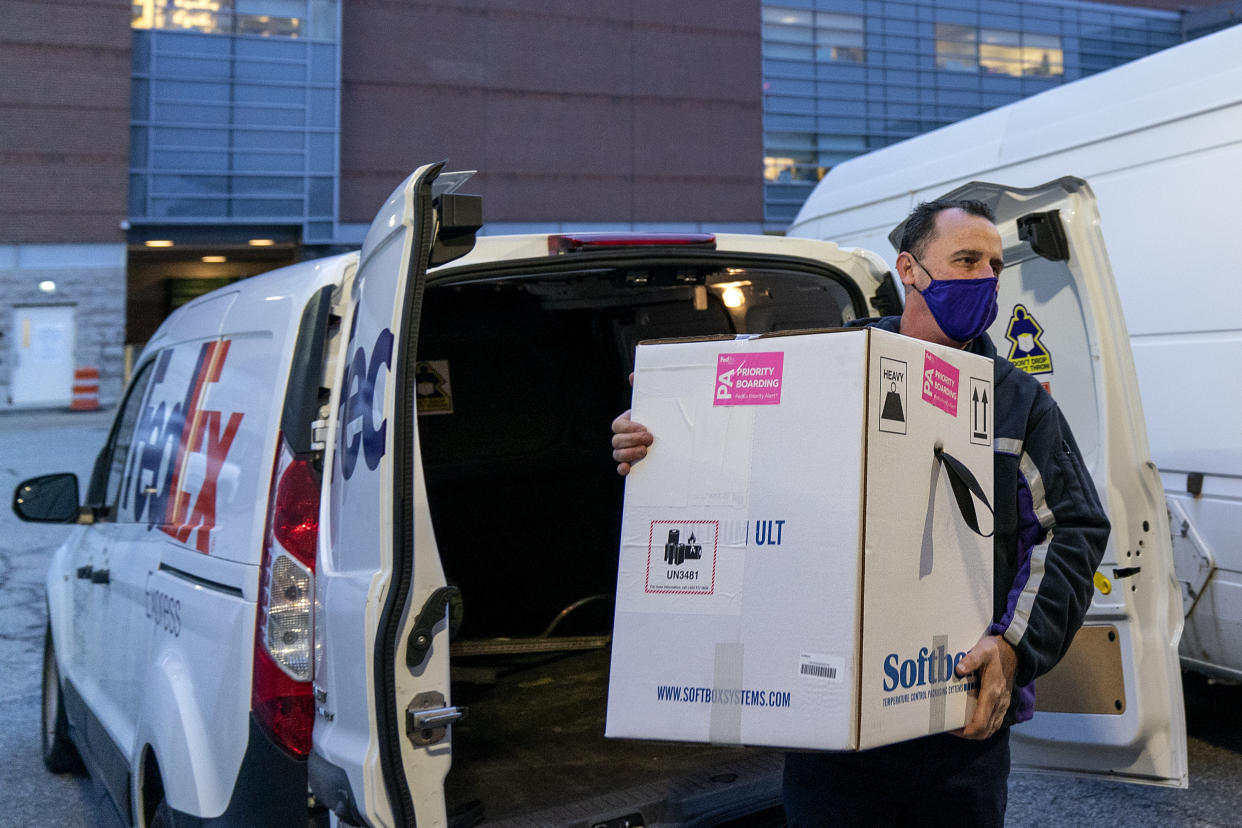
202,255,227,263
248,238,275,247
145,240,174,247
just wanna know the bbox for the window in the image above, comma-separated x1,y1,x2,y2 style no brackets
935,24,978,72
131,0,329,39
763,6,864,64
96,361,157,519
936,23,1063,77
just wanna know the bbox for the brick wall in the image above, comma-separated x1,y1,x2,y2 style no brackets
339,0,764,225
0,0,132,244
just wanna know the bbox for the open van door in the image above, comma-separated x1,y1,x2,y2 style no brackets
889,177,1187,786
309,163,481,826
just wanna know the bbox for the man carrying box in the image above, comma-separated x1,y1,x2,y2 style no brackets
610,200,1109,826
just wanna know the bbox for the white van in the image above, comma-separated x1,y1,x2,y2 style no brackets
17,164,1186,828
787,24,1242,685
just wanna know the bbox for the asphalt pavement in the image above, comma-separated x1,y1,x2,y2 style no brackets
0,406,1239,827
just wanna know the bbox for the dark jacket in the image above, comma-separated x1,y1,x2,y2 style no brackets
856,317,1111,723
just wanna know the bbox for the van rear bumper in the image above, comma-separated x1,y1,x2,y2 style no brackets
169,715,327,827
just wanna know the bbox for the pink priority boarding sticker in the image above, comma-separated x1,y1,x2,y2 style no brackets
922,350,960,416
714,351,784,406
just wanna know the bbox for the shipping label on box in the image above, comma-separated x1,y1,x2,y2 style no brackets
605,327,994,751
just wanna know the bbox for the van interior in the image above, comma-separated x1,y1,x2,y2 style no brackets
414,256,861,825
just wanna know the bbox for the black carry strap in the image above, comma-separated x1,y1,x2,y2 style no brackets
934,446,994,538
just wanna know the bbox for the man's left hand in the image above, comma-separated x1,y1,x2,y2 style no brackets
951,634,1018,740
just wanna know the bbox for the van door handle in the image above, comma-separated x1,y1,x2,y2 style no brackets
90,568,111,584
76,565,93,580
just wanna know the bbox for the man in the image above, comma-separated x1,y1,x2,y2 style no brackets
611,201,1109,826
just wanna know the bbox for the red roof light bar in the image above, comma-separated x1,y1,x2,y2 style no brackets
548,232,717,255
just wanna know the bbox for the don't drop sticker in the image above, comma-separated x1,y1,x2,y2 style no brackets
715,351,784,406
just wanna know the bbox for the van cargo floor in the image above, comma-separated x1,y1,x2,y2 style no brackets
445,647,783,826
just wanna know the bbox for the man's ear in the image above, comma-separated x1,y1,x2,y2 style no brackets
895,251,917,289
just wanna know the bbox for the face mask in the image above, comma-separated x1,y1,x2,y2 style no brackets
910,256,999,343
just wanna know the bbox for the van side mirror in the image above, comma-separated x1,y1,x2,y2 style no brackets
12,473,82,523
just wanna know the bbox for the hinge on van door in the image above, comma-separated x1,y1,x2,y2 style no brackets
310,417,328,452
406,692,467,747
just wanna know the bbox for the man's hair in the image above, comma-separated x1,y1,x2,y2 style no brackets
898,199,996,257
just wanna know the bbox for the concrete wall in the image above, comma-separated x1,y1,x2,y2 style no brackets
1,244,127,409
338,0,764,225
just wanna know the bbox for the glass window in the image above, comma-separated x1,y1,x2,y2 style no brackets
233,105,306,127
134,1,312,38
235,59,306,82
154,79,230,102
937,24,1062,77
309,0,337,40
814,11,864,63
155,55,231,80
152,101,230,125
236,83,305,104
104,361,157,519
765,42,814,60
151,174,229,194
131,77,150,120
233,175,304,195
232,151,304,172
305,221,334,241
234,128,304,150
1022,33,1064,77
765,7,863,64
309,88,336,127
765,131,816,150
310,43,337,82
131,126,149,167
979,28,1022,76
151,197,228,217
232,197,303,217
763,7,814,28
308,177,333,215
936,23,977,72
764,152,823,183
308,132,335,172
128,174,147,216
153,149,229,170
153,126,230,148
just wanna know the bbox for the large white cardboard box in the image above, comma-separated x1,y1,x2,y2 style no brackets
605,327,995,751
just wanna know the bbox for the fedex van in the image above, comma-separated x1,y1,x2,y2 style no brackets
17,164,1186,827
786,23,1242,686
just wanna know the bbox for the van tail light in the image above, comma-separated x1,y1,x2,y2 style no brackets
547,232,716,254
253,434,319,758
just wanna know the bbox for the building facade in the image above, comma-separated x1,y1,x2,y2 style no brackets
1,0,130,408
760,0,1190,227
0,0,1227,408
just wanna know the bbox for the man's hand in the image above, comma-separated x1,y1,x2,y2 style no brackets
612,373,653,476
611,409,653,475
952,634,1018,740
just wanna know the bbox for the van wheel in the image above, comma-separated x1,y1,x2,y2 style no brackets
42,625,83,773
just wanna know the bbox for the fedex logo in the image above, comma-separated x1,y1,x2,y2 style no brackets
338,327,393,481
122,340,244,554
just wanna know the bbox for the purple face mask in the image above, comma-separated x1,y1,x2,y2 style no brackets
910,256,999,343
